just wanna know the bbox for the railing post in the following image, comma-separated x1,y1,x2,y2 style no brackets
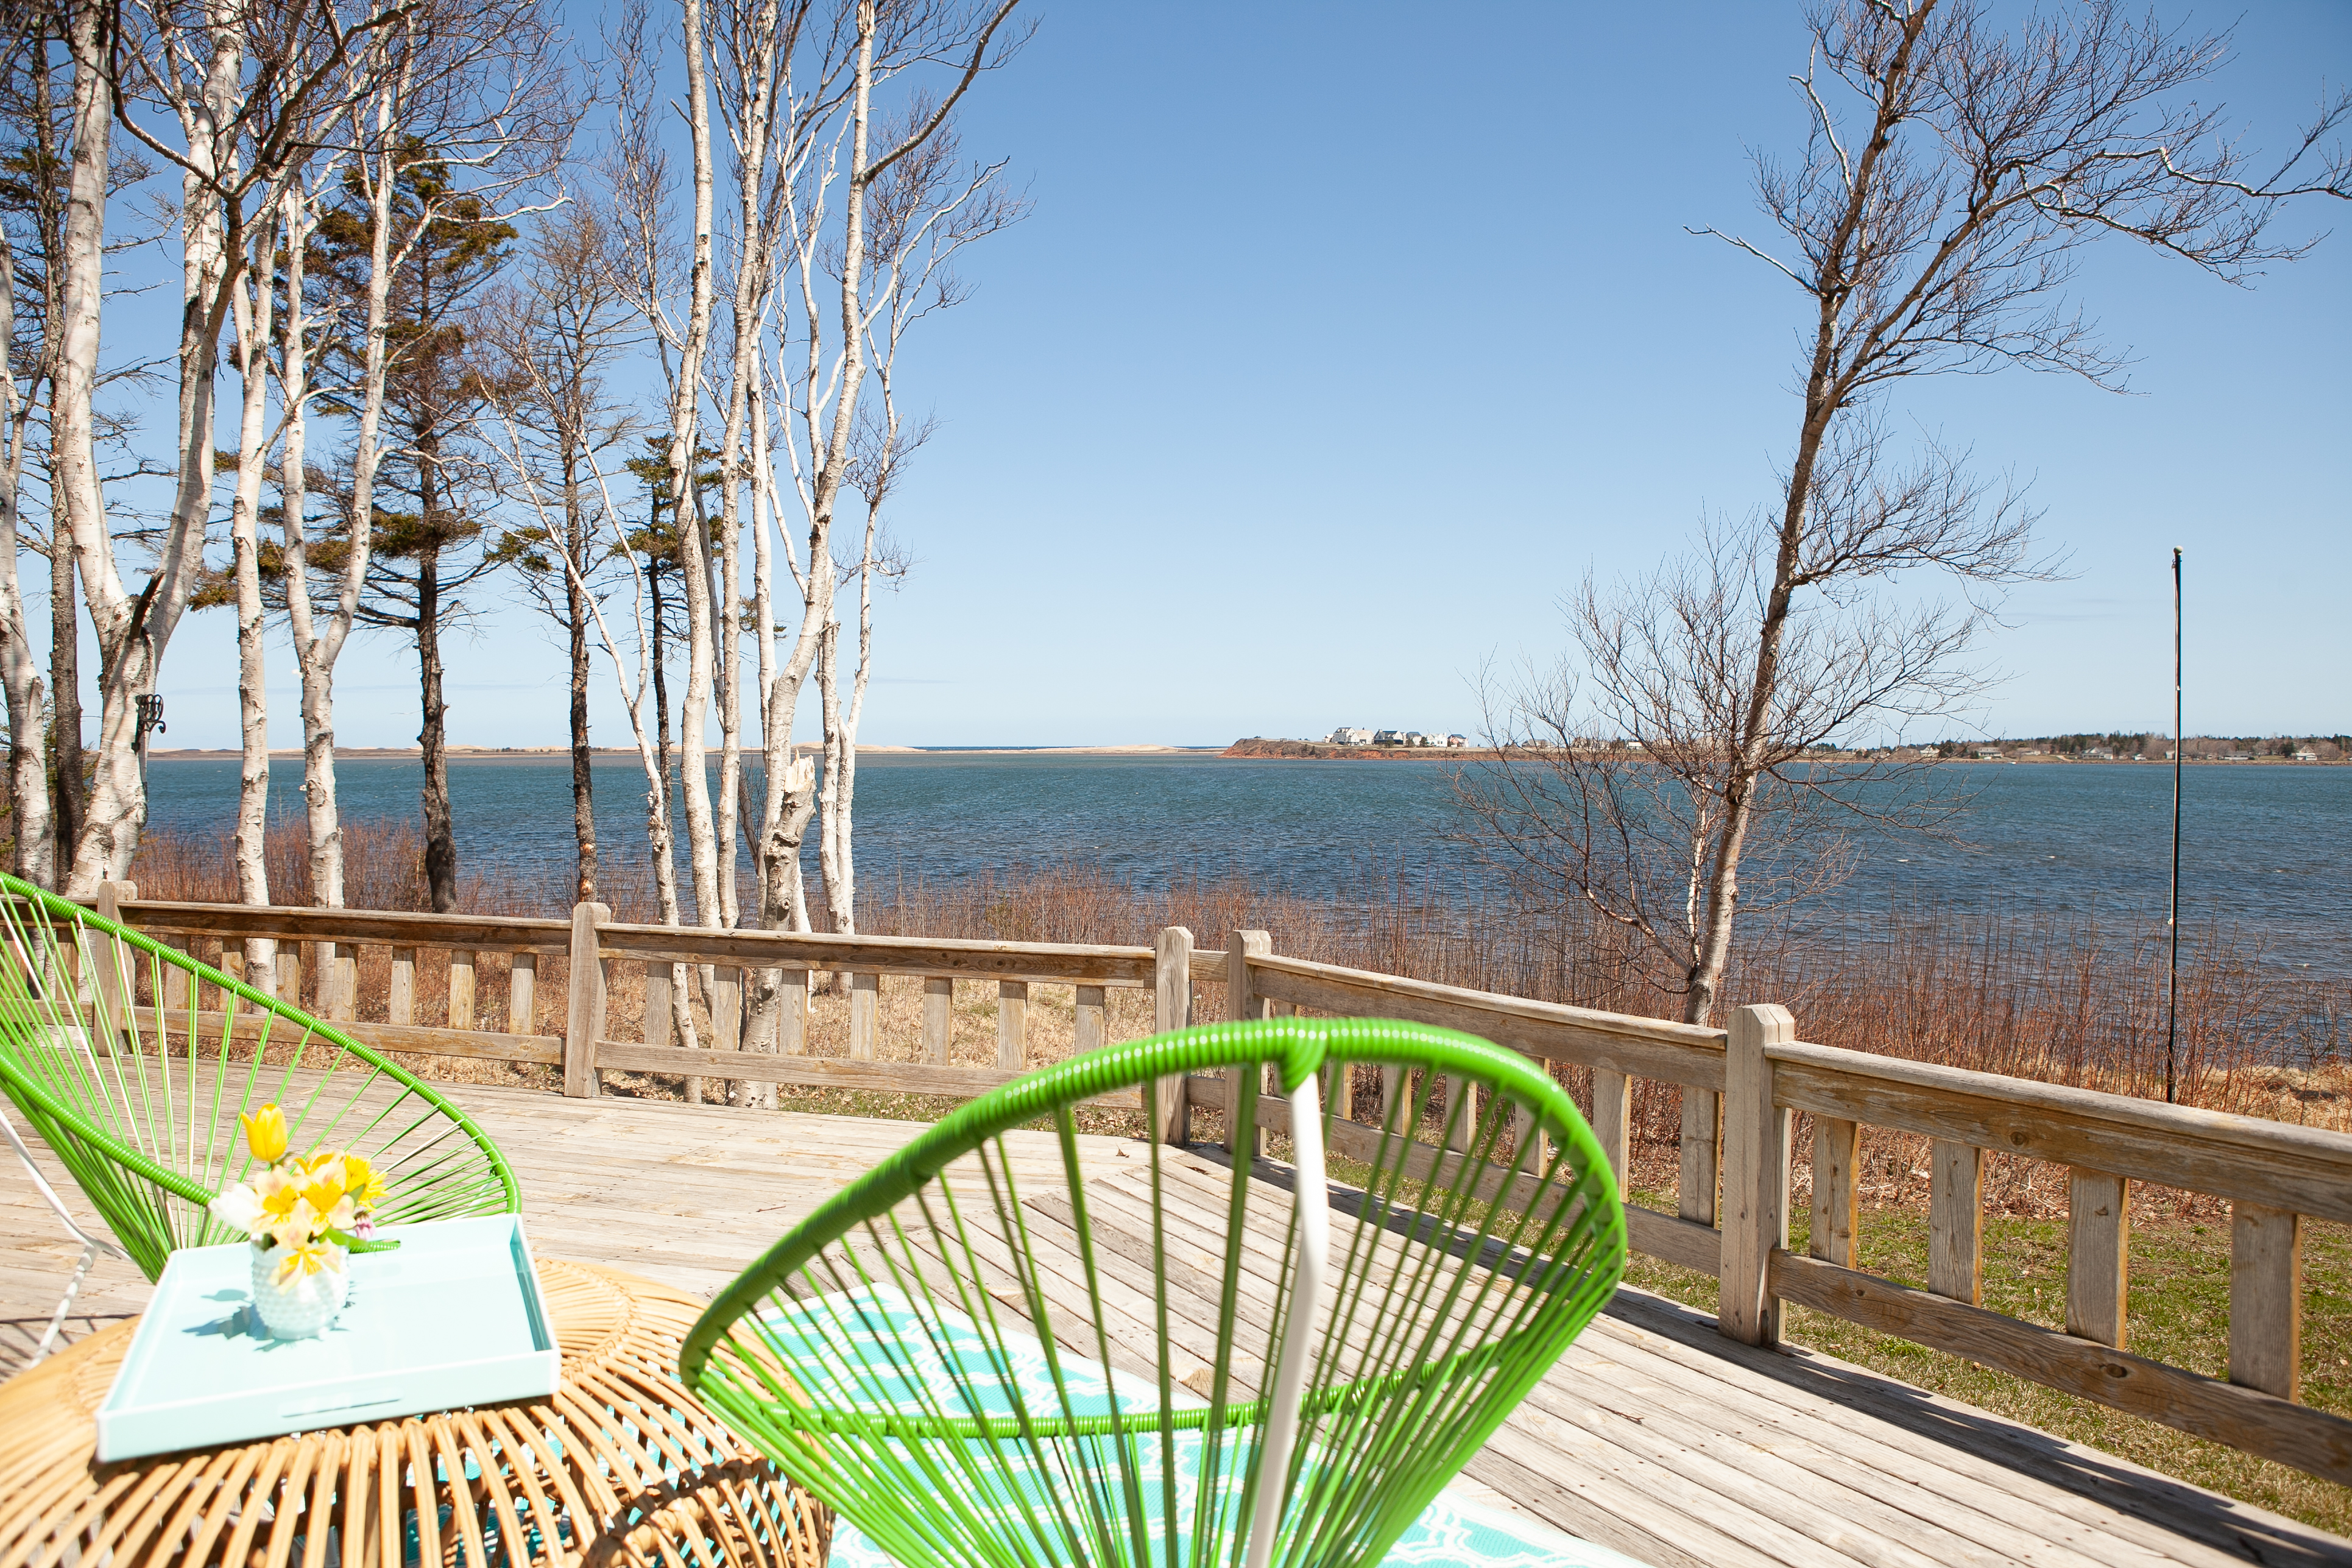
563,902,610,1098
1152,927,1193,1145
1719,1002,1793,1347
1226,930,1271,1159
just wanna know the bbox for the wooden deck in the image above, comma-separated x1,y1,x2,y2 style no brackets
5,1081,2346,1568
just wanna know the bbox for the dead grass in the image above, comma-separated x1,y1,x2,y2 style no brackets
128,822,2349,1162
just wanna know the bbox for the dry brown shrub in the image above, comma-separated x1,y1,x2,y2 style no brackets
126,825,2347,1213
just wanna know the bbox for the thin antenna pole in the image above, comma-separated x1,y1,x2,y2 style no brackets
2166,548,2182,1104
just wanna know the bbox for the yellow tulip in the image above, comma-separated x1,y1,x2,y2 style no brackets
241,1104,289,1165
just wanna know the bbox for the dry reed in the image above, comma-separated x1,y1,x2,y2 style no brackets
129,821,2349,1214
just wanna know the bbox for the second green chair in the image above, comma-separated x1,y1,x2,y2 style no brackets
0,872,519,1285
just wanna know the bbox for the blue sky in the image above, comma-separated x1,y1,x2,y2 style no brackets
146,1,2351,749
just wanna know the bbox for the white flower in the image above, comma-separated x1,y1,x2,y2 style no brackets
210,1182,266,1240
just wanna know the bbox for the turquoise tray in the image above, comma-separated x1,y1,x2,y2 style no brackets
96,1214,561,1462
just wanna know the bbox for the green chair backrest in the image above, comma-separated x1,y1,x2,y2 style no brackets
0,872,520,1280
682,1016,1627,1568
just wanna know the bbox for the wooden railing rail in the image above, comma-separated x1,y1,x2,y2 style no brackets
1720,1014,2352,1486
70,890,2351,1483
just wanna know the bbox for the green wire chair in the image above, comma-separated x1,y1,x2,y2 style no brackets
682,1017,1626,1568
0,872,520,1285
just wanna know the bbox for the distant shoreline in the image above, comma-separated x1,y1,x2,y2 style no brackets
146,743,1224,761
139,743,2347,766
1217,736,2347,766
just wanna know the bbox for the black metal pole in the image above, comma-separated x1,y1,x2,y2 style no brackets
2166,548,2182,1104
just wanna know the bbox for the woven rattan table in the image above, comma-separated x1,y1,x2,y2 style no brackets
0,1259,832,1568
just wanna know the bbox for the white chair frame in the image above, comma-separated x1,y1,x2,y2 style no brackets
2,1102,132,1368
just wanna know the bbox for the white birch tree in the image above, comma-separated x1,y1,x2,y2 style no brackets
814,100,1019,936
273,0,565,914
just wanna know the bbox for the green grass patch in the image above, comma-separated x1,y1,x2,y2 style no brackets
1617,1187,2352,1538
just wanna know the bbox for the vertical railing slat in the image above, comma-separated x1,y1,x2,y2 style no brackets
1075,984,1106,1058
2230,1202,2304,1399
2066,1168,2130,1349
448,950,476,1033
508,953,535,1035
994,981,1026,1070
1680,1087,1720,1229
852,973,881,1062
923,977,953,1064
1592,1068,1630,1189
645,962,673,1047
1811,1117,1860,1268
778,967,809,1056
1928,1139,1983,1305
389,948,417,1027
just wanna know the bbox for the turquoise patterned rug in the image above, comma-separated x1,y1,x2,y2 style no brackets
758,1286,1647,1568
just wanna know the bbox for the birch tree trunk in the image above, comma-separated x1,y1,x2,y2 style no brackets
288,90,403,911
228,203,280,986
49,0,110,892
667,0,721,938
48,528,82,861
0,207,50,887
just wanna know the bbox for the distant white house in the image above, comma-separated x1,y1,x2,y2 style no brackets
1445,734,1468,747
2293,748,2320,763
1327,727,1374,746
1372,729,1404,746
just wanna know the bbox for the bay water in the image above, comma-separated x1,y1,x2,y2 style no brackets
143,754,2350,973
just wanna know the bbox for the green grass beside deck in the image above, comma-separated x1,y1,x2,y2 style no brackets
1619,1188,2352,1538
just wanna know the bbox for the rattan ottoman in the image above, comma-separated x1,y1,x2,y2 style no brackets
0,1259,832,1568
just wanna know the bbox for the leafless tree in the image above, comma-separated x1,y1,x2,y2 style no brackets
751,0,1023,945
0,13,163,887
1466,1,2352,1254
1472,0,2348,1050
815,101,1022,937
49,0,417,897
274,0,570,916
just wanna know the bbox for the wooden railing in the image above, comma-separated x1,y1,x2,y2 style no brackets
87,888,2352,1485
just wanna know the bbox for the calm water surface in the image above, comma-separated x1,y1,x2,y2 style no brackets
143,755,2351,973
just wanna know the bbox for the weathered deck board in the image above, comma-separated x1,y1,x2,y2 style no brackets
4,1082,2345,1567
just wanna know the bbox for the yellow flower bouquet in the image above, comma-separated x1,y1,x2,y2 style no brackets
207,1104,397,1338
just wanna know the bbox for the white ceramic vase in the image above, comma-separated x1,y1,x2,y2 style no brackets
248,1241,349,1338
